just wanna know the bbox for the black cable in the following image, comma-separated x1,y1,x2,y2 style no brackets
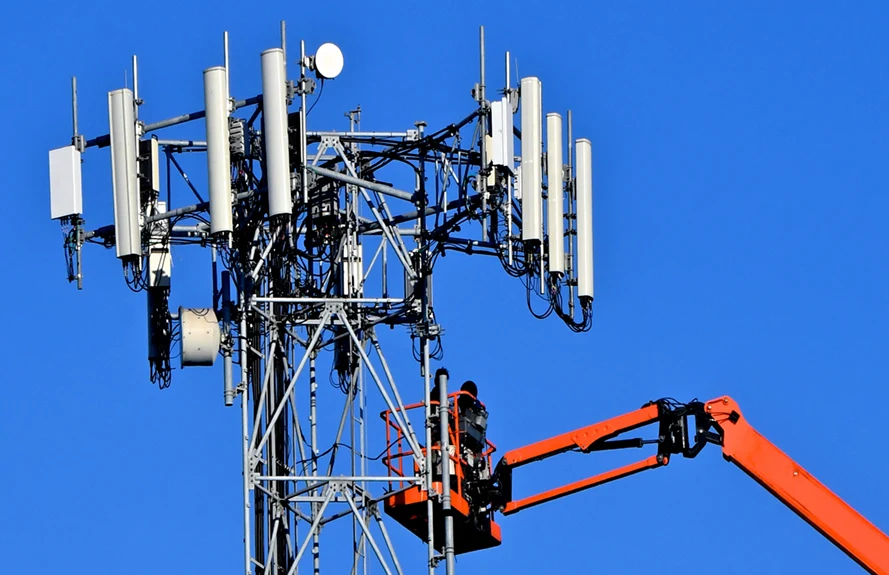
306,79,324,117
292,437,402,468
525,273,554,319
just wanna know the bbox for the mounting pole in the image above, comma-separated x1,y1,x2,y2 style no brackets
504,53,514,266
281,21,286,63
133,55,139,118
222,270,234,406
479,26,485,103
238,276,251,575
567,109,576,319
75,231,83,290
423,336,435,575
310,354,321,574
71,75,83,290
479,25,488,243
300,40,309,205
71,77,79,140
438,370,456,574
413,120,438,575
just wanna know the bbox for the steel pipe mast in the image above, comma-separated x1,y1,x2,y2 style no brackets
47,23,595,575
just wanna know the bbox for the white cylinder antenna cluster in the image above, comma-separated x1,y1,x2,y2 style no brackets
520,76,542,243
261,48,292,218
204,66,232,235
575,138,594,300
108,88,141,260
546,113,564,274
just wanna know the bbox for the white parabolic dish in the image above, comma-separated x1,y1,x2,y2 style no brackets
315,42,344,79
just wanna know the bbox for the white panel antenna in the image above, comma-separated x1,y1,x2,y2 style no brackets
343,242,364,296
49,145,83,219
139,138,161,196
575,138,594,300
491,97,514,170
546,113,564,275
108,88,141,260
514,163,522,200
520,77,542,242
204,66,233,234
261,48,292,218
484,133,495,188
148,200,171,288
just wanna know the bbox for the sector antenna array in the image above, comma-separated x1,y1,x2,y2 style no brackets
47,24,595,575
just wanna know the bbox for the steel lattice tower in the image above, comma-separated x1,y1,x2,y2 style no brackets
48,23,594,575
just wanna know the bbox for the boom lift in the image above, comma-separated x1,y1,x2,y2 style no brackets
381,391,889,574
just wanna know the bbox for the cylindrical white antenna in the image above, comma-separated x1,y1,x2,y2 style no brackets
261,48,292,218
108,88,141,260
204,66,232,235
546,113,564,274
490,98,514,169
575,138,594,300
520,76,542,243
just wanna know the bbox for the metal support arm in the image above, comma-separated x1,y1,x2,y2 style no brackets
492,400,667,515
491,396,889,575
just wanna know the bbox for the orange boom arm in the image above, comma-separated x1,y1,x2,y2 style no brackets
491,396,889,575
709,397,889,574
496,400,669,515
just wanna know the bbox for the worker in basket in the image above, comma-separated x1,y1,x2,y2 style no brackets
429,369,490,489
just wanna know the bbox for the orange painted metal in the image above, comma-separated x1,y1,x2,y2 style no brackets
500,402,660,468
503,454,665,515
383,483,502,555
386,389,889,570
380,390,502,554
706,396,889,575
499,394,889,572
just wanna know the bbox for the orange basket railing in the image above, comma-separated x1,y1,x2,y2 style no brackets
381,390,497,493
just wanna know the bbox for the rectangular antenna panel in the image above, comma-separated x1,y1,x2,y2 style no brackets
139,138,161,196
108,88,141,260
491,97,514,171
49,145,82,219
148,200,171,288
147,289,164,361
204,66,233,234
344,242,364,296
514,163,522,200
576,138,594,300
520,77,542,242
261,48,292,218
403,256,415,301
403,250,430,307
546,113,564,274
484,134,496,187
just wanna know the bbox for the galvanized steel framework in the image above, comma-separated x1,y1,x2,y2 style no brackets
53,23,593,575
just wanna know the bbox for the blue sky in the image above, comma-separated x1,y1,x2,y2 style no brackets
4,1,889,574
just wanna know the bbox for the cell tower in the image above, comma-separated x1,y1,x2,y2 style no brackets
48,24,594,574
